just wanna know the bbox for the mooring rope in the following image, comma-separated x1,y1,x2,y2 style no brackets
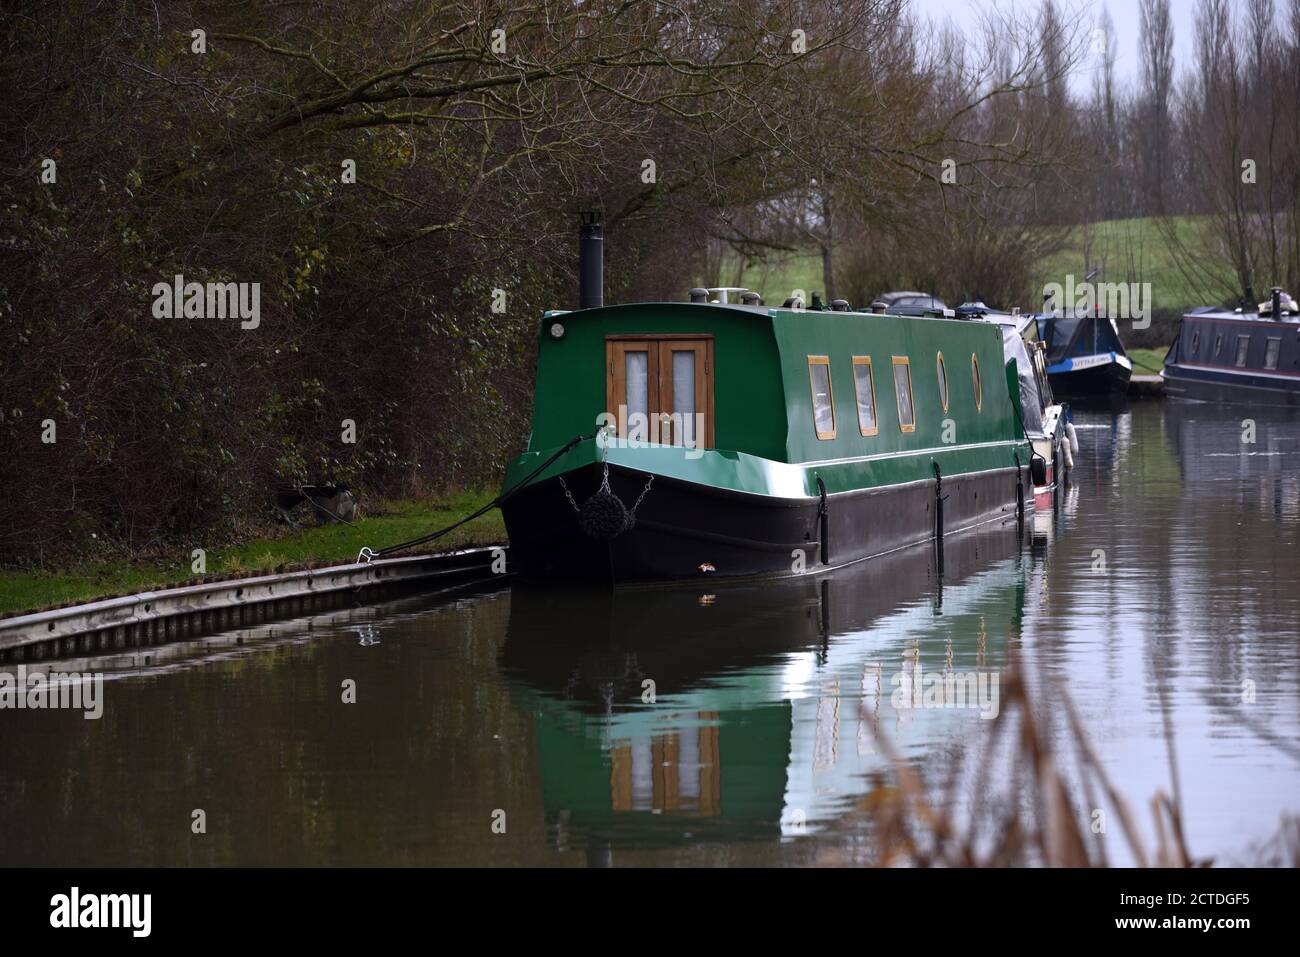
362,431,597,561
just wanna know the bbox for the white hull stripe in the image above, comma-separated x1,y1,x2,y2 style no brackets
1047,352,1131,374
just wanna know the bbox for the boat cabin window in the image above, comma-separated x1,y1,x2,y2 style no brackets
1234,335,1251,368
807,356,836,440
605,336,713,448
1265,337,1282,371
936,352,949,412
1190,330,1200,357
892,356,915,433
624,349,651,416
971,354,982,411
1213,332,1223,357
852,356,878,436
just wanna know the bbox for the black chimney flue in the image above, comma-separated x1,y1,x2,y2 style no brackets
579,211,603,310
1271,286,1282,320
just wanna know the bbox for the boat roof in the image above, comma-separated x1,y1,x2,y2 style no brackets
1037,309,1120,320
543,300,969,322
871,290,946,307
964,309,1037,337
1184,306,1300,323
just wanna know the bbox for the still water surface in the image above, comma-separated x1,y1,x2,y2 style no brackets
2,401,1298,866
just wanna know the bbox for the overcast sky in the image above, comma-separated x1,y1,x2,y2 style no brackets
909,0,1203,92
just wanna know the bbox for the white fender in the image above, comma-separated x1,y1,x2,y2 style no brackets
1066,420,1079,455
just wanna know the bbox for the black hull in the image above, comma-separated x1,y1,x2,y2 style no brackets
1047,360,1131,399
501,520,1023,710
1163,365,1300,407
501,463,1028,583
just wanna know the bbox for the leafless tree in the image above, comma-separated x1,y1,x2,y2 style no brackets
1139,0,1176,212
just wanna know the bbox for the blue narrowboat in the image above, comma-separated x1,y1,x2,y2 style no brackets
1035,311,1132,399
1163,288,1300,405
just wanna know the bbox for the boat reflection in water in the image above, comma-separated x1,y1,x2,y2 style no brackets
1165,400,1300,509
501,522,1028,852
1170,397,1300,488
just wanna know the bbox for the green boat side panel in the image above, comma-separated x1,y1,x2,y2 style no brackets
511,302,1031,499
770,311,1017,463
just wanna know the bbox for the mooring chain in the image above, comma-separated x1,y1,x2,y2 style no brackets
557,474,580,513
629,473,655,517
558,430,609,513
560,430,612,506
560,460,651,502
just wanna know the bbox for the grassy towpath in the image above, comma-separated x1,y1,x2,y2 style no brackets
0,490,504,617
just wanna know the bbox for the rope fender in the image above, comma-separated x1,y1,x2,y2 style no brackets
560,446,655,542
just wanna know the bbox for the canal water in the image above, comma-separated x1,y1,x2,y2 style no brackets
2,401,1298,866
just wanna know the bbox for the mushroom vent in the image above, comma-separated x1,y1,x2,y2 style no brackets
1261,287,1299,318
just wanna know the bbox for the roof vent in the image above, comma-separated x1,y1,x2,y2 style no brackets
689,287,709,303
1261,287,1299,319
782,296,805,309
954,301,988,319
706,286,752,304
739,291,763,306
830,299,850,311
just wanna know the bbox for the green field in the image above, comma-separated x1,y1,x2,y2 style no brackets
1126,347,1171,375
0,491,505,617
713,216,1236,313
1032,216,1237,312
708,248,825,306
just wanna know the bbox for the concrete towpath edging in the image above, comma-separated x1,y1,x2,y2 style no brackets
0,546,504,660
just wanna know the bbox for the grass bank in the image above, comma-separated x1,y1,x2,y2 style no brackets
1031,215,1230,312
0,490,504,618
1126,347,1171,375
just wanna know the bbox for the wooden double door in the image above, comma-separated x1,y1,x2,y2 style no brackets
605,335,714,448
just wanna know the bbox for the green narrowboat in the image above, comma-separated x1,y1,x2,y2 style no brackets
499,229,1034,582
